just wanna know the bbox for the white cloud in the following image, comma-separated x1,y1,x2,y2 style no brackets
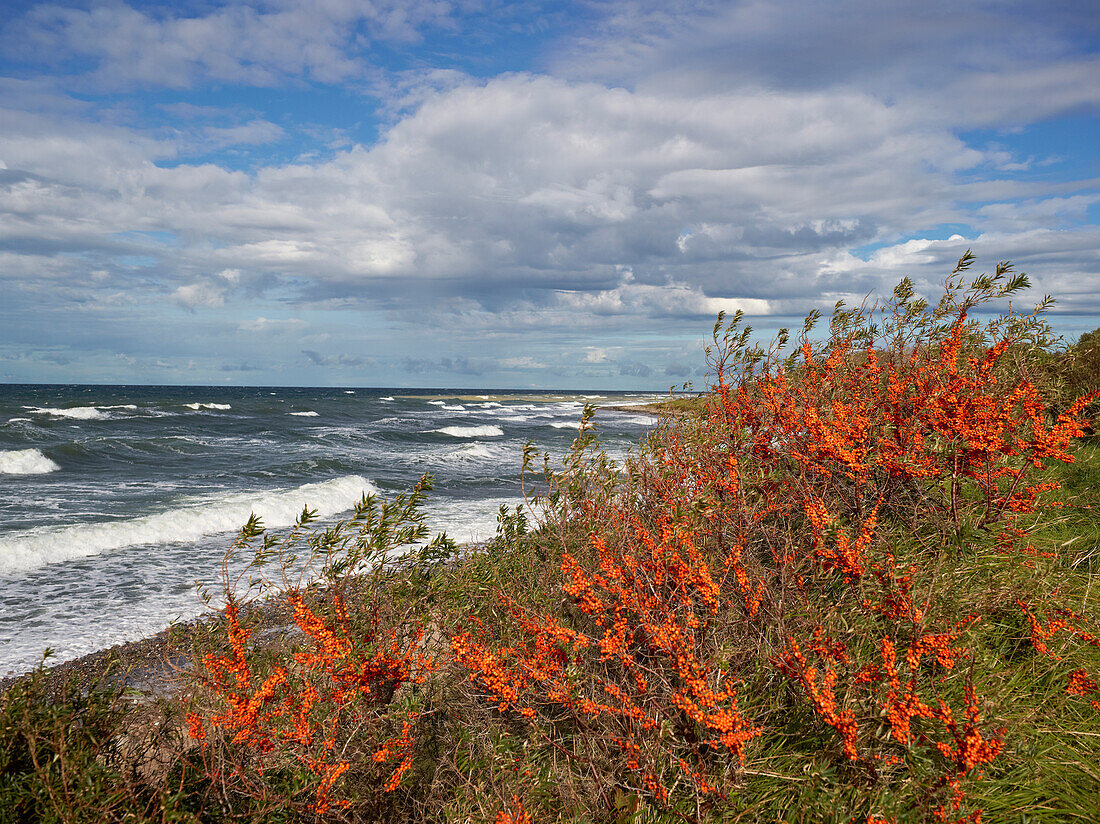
173,279,228,309
556,278,771,318
1,71,1095,325
238,317,308,333
5,0,460,90
497,356,544,369
975,196,1100,232
202,120,284,149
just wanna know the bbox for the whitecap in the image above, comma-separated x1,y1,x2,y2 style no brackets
0,475,375,576
428,400,446,406
30,406,107,420
550,421,580,429
613,415,658,426
6,417,31,423
0,449,60,475
184,402,232,410
289,411,319,417
441,404,466,411
428,443,500,465
380,397,394,402
433,425,504,438
344,390,355,394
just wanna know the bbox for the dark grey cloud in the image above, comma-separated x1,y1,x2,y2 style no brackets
220,362,262,372
302,350,369,368
618,359,652,378
664,362,691,377
0,348,73,365
400,356,483,376
553,0,1100,126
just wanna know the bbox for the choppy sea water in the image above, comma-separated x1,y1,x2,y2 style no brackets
0,385,660,675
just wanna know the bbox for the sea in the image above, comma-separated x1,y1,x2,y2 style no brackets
0,385,662,676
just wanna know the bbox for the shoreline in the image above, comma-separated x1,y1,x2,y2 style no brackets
599,403,661,415
0,545,481,699
0,401,681,695
0,590,301,699
599,399,701,416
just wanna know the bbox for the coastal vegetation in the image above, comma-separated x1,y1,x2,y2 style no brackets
4,252,1100,823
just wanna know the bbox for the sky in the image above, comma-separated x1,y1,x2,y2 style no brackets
0,0,1098,389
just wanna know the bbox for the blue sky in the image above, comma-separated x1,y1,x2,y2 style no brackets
0,0,1097,388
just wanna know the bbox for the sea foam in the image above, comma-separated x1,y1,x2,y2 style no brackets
0,449,60,475
0,475,375,576
427,495,524,545
290,411,319,417
433,425,504,438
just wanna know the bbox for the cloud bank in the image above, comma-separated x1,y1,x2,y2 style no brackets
0,0,1096,386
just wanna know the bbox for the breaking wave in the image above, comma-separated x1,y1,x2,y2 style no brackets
30,406,108,420
0,475,375,576
612,415,658,426
0,449,60,475
432,425,504,438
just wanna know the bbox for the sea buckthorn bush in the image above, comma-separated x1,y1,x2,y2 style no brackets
446,253,1099,822
185,478,452,820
